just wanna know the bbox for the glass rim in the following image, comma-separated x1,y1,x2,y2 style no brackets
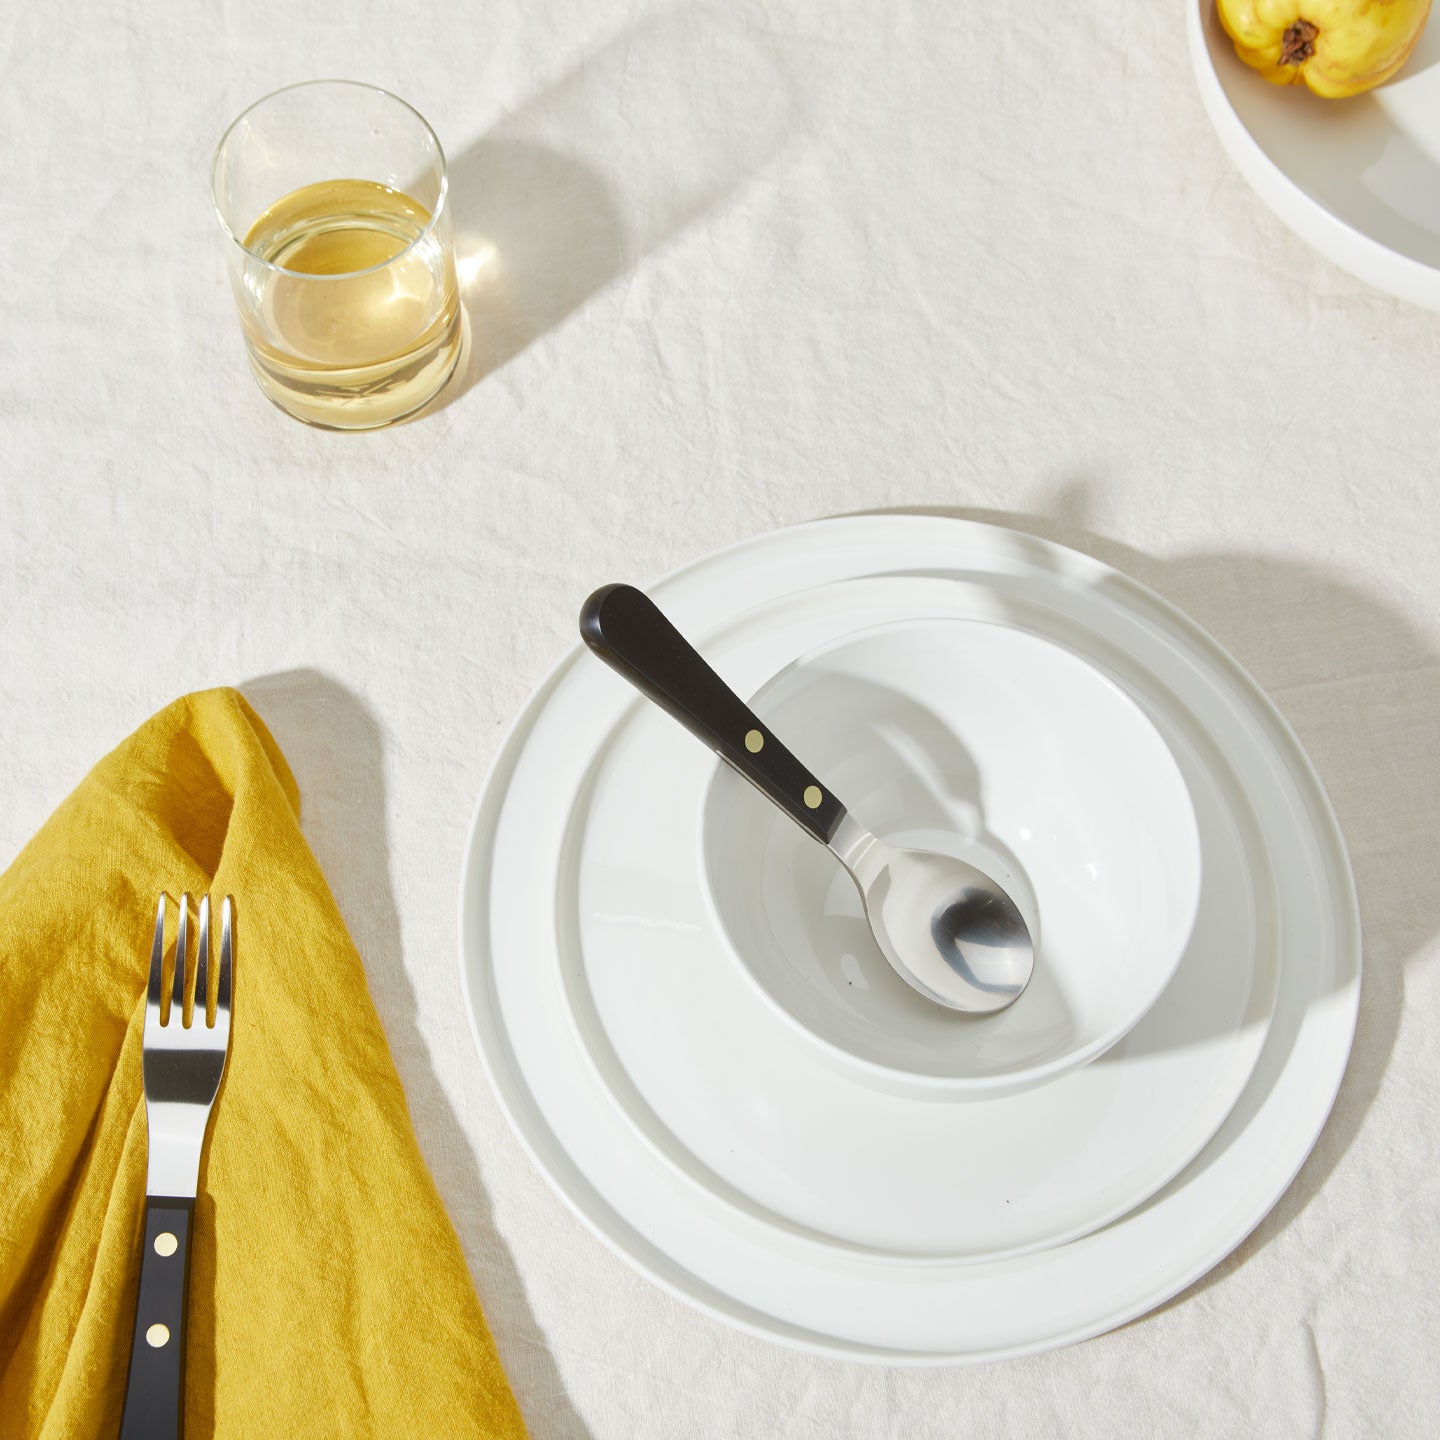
209,78,450,282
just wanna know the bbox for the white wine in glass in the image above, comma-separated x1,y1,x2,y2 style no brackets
212,83,464,430
240,179,461,428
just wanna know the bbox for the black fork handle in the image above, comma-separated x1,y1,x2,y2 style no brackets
119,1196,195,1440
579,583,847,844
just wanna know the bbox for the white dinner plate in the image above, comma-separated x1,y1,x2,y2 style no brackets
562,578,1272,1261
459,516,1359,1362
1188,0,1440,309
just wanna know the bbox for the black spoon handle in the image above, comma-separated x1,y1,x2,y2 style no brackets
119,1195,195,1440
580,583,846,845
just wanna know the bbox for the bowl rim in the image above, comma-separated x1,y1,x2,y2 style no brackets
694,614,1204,1101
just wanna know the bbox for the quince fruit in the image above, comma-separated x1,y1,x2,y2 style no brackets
1218,0,1431,97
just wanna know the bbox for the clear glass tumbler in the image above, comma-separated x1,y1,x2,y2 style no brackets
210,81,463,430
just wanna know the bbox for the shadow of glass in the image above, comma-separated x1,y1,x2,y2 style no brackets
857,495,1440,1295
239,669,594,1440
449,138,628,382
414,6,794,413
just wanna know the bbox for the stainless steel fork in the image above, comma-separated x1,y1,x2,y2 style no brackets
120,893,233,1440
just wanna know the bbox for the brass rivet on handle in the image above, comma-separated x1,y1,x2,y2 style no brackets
146,1323,170,1348
803,785,822,809
745,729,764,753
154,1232,178,1257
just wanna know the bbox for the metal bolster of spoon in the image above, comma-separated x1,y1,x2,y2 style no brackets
578,583,1034,1015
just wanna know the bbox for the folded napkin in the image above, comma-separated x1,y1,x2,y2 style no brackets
0,689,527,1438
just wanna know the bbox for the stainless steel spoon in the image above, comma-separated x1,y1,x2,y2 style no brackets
579,584,1034,1014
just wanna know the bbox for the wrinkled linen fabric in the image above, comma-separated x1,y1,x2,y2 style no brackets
2,0,1440,1435
0,691,526,1440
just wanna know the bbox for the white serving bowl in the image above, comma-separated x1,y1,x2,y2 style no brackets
1188,0,1440,309
701,616,1201,1101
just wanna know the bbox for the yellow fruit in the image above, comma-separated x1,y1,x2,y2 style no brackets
1218,0,1432,97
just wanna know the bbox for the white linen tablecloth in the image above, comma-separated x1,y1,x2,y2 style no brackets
3,1,1438,1433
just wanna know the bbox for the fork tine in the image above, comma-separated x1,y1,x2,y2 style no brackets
147,894,166,1010
171,892,189,1023
192,894,211,1029
217,896,233,1019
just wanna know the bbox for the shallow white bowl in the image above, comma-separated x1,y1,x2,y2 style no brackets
701,616,1201,1100
1188,0,1440,308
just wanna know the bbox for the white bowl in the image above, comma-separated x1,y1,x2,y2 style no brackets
700,616,1201,1100
1188,0,1440,309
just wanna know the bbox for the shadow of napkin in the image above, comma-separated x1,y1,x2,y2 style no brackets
241,669,595,1440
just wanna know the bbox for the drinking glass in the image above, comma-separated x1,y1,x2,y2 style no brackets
211,81,463,430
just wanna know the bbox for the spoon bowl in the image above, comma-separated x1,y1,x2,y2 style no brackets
832,815,1033,1013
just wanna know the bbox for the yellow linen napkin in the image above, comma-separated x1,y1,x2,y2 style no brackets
0,689,528,1439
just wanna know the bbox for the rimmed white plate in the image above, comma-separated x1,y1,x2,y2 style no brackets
459,517,1359,1361
1188,0,1440,309
563,578,1270,1262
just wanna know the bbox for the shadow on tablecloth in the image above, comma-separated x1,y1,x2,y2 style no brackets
241,670,594,1440
857,488,1440,1314
410,5,796,418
